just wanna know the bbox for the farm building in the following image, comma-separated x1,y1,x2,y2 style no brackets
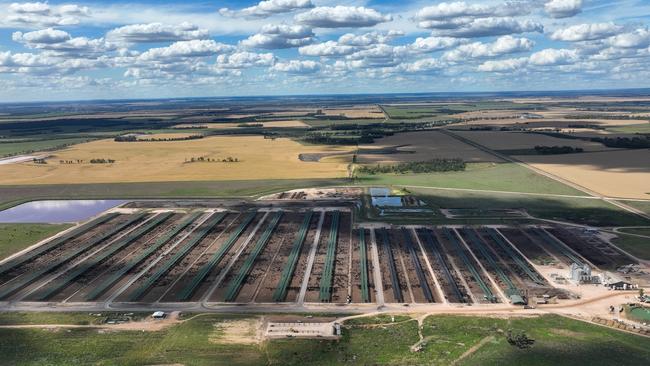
570,263,599,284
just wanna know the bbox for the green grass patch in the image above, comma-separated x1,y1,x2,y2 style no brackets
344,314,413,325
611,233,650,260
607,123,650,134
620,200,650,215
461,315,650,366
268,318,421,365
0,137,93,158
0,178,349,211
355,162,587,196
0,314,648,365
409,187,649,227
0,223,71,260
301,118,386,128
616,227,650,236
0,312,148,326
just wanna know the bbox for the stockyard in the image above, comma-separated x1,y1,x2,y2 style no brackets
0,196,645,313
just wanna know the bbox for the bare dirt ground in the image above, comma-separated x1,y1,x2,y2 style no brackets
357,130,503,164
454,130,613,152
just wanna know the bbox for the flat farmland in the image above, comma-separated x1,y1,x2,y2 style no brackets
356,162,586,196
453,130,613,152
517,149,650,199
319,106,385,119
172,120,310,129
356,130,502,164
0,136,351,185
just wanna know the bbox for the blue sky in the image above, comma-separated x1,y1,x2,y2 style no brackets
0,0,649,101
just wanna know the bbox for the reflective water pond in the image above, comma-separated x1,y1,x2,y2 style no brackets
0,200,126,223
369,187,403,207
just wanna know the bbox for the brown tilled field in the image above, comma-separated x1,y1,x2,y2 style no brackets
356,130,503,164
453,130,613,152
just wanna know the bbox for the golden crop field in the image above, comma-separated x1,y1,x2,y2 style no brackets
518,149,650,199
356,130,503,163
0,136,350,185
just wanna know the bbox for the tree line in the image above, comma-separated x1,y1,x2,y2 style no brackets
357,159,466,175
115,134,203,142
534,145,584,154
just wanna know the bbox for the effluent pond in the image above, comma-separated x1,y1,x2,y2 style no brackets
0,200,126,223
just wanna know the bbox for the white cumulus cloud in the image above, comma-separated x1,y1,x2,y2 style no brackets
219,0,314,19
550,23,623,42
295,6,392,28
272,59,320,73
545,0,582,19
241,24,314,49
107,23,209,43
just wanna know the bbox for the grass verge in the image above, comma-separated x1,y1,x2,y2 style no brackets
0,314,648,365
0,223,71,261
355,163,587,196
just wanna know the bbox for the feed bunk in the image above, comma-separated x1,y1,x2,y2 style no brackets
358,230,370,303
224,211,283,302
419,229,465,303
401,228,433,302
85,212,202,301
33,212,173,301
484,229,545,285
532,228,585,267
318,211,340,302
272,212,313,302
378,228,403,303
461,228,518,300
0,213,146,300
0,213,119,276
443,228,496,303
126,212,226,302
177,211,258,301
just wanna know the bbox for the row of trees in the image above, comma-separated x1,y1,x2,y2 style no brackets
357,159,466,175
58,158,116,164
185,156,239,163
591,136,650,149
115,134,203,142
89,158,116,164
534,145,584,154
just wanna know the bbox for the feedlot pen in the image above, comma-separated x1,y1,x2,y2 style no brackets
0,201,639,309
